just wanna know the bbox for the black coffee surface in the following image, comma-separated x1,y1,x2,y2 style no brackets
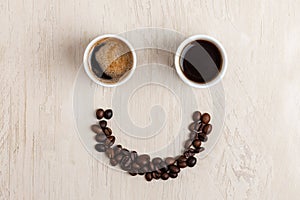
180,40,222,83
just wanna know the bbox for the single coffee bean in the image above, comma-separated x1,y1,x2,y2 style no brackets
105,136,115,146
96,109,104,119
184,149,195,158
188,122,197,132
198,133,208,142
184,139,193,149
168,165,180,173
149,162,155,172
130,151,138,161
201,113,211,124
113,145,122,155
177,161,187,168
136,154,150,166
104,109,113,119
121,148,130,156
190,132,197,139
95,133,107,143
186,156,197,167
138,172,145,176
115,154,124,163
152,171,161,180
193,111,201,121
103,127,112,136
131,162,141,170
95,144,106,152
99,120,107,128
177,155,187,163
91,124,104,134
152,157,163,165
120,156,132,170
110,158,118,166
203,124,212,135
161,173,169,180
159,161,168,173
192,139,202,148
145,172,153,181
165,157,176,166
129,172,137,176
169,172,178,179
105,148,114,159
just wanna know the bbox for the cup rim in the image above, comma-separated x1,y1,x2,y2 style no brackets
83,34,137,87
174,34,227,89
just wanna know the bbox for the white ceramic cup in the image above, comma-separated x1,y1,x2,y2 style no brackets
83,34,137,87
174,35,227,88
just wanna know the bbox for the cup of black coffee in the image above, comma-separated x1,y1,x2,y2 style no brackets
174,35,227,88
83,34,137,87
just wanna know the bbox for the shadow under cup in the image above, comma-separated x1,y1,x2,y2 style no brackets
83,34,137,87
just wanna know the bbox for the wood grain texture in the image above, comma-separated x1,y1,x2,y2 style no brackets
0,0,300,199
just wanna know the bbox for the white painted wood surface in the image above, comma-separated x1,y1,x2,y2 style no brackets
1,0,300,199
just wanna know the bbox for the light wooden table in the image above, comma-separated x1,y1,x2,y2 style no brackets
1,0,300,199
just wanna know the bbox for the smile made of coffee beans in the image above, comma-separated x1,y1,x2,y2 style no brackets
92,108,212,182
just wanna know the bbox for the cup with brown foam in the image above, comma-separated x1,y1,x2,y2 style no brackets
83,34,137,87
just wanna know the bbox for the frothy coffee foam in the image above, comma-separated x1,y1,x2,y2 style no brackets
88,37,133,84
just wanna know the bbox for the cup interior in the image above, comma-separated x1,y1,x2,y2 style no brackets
174,35,227,88
83,34,137,87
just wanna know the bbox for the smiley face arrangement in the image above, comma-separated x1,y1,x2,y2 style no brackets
91,108,212,182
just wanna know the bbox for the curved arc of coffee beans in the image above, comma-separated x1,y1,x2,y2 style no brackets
94,109,212,182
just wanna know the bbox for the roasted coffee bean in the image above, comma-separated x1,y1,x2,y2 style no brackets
198,133,208,142
145,172,153,181
95,144,106,152
184,149,195,158
194,122,201,132
105,148,114,159
203,124,212,135
95,133,107,142
138,172,145,176
149,162,155,171
91,124,103,134
161,173,169,180
184,139,193,149
129,172,137,176
165,157,176,166
193,111,201,121
152,157,163,165
186,156,197,167
131,162,141,170
136,154,150,166
115,154,124,163
105,136,115,146
110,158,118,166
152,171,161,180
120,156,132,170
201,113,211,124
190,132,197,139
188,122,197,132
197,123,205,132
192,139,202,148
103,127,112,136
113,145,122,155
159,161,168,172
130,151,138,161
99,120,107,128
96,109,104,119
177,161,187,168
104,109,113,119
168,165,180,173
141,165,150,173
121,148,130,156
169,172,178,179
177,156,187,163
194,147,205,153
